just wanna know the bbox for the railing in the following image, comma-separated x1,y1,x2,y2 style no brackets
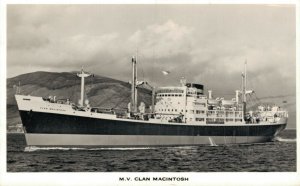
207,110,243,118
261,111,288,117
256,110,288,123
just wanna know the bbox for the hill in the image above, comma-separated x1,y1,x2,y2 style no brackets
7,71,152,129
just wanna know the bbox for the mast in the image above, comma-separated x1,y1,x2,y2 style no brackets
242,60,247,118
77,67,91,107
16,81,21,94
131,56,137,113
134,56,138,112
18,81,21,94
151,87,155,113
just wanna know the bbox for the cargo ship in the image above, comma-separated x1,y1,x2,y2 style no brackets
15,57,288,146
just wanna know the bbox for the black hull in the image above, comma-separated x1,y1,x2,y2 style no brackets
19,110,286,137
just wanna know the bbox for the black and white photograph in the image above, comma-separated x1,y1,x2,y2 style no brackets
1,1,298,186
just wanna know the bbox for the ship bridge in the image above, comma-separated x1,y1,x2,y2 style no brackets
155,83,204,97
155,87,186,117
155,86,186,121
154,83,207,123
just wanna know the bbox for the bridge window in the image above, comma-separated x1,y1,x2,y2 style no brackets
194,102,206,107
196,110,205,114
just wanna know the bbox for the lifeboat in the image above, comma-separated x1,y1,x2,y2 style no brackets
221,100,235,106
208,99,219,105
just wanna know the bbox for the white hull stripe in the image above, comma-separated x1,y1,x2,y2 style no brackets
25,133,273,146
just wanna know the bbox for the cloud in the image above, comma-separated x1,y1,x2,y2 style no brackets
128,20,193,59
8,23,121,72
7,5,296,98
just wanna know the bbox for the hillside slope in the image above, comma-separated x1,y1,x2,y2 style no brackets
7,71,152,128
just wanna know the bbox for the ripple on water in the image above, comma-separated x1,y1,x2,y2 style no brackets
6,133,296,172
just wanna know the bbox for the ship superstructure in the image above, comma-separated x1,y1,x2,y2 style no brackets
15,57,288,146
152,84,286,125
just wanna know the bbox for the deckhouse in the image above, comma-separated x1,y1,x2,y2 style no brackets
154,82,244,124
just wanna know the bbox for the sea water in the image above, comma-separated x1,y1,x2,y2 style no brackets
7,129,296,172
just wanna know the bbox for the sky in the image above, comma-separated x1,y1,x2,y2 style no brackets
7,4,296,98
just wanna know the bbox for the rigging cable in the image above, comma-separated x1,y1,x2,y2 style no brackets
137,50,146,82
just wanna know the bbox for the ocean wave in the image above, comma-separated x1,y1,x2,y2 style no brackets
24,146,156,152
274,137,297,142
